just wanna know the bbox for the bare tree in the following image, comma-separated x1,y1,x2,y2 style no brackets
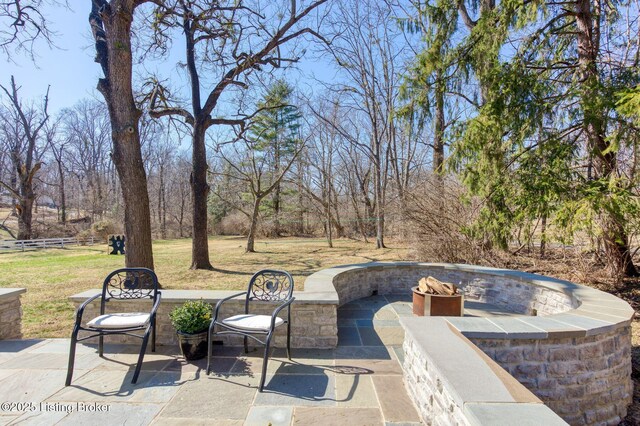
147,0,329,268
44,116,67,223
88,0,154,269
61,99,110,221
0,76,49,239
146,134,174,240
322,0,406,248
167,154,191,238
0,0,60,58
216,134,304,252
303,99,347,246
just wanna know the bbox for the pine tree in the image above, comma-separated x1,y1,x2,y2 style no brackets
249,80,302,237
449,0,640,278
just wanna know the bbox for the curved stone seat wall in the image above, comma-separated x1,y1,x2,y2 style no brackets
71,262,634,425
314,263,578,315
305,262,634,426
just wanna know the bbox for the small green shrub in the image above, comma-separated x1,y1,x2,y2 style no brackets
169,299,213,334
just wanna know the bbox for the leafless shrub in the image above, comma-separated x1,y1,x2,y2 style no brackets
405,175,496,264
90,220,119,242
215,212,250,236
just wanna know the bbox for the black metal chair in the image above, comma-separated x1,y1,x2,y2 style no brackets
65,268,162,386
206,269,294,391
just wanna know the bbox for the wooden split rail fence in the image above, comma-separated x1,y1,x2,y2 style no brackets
0,236,96,252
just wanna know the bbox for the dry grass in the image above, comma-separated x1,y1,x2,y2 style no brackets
0,236,409,338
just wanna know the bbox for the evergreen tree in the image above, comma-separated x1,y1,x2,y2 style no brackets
249,80,302,237
400,0,463,179
449,0,640,278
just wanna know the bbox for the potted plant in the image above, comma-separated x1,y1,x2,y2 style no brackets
169,299,213,360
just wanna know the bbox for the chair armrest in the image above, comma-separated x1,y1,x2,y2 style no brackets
150,291,162,318
212,292,247,324
270,297,295,329
75,293,102,325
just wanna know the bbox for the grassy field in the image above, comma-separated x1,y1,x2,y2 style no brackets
0,236,409,338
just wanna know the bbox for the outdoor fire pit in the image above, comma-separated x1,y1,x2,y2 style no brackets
412,276,464,317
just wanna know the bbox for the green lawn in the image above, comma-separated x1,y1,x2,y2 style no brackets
0,236,409,338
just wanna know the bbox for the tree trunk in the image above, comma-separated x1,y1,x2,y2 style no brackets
158,163,166,239
324,194,333,248
157,178,162,233
178,183,186,238
433,70,445,176
330,187,345,238
296,161,305,235
10,156,17,217
575,0,637,277
88,178,96,222
96,172,104,219
375,199,385,248
373,157,386,249
357,172,375,237
13,159,41,241
350,189,369,243
540,214,547,258
17,193,34,240
246,197,262,253
273,139,281,237
112,149,154,269
58,159,66,224
190,122,213,269
161,175,167,239
92,0,154,270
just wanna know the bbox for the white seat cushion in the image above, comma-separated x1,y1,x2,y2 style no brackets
86,313,150,329
221,314,284,332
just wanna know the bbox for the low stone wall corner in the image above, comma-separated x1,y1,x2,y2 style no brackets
0,288,26,340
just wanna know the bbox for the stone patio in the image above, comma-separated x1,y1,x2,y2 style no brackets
0,294,521,426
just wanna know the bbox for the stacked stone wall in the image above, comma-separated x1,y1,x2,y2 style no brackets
403,333,471,426
320,263,632,425
0,289,25,340
0,289,24,340
73,296,338,348
470,326,633,425
332,265,576,315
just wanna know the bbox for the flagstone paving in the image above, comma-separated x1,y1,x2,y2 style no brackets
0,294,518,425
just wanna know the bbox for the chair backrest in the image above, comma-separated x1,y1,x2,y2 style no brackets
101,268,159,303
246,269,294,306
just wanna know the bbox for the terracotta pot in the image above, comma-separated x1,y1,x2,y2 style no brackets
176,330,208,360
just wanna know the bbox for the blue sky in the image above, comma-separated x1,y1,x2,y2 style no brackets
0,3,338,116
2,4,99,111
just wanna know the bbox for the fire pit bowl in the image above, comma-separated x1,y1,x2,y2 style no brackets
412,286,464,317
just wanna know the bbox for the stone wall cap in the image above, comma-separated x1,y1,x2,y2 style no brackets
464,402,568,426
515,317,586,339
401,317,542,407
70,289,338,305
0,288,26,300
549,312,622,336
569,308,632,326
444,317,508,339
70,289,249,303
486,317,548,339
293,292,339,304
578,301,635,317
